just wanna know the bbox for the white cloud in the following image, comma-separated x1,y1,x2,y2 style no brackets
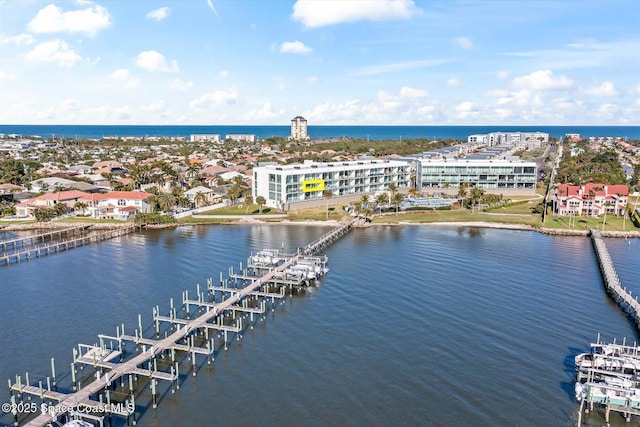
61,98,79,112
511,70,573,90
27,4,111,37
24,39,81,67
241,103,284,121
354,58,451,76
0,34,35,45
218,70,229,79
454,37,473,50
108,68,139,88
292,0,420,28
307,76,318,84
497,70,510,80
446,78,461,87
496,90,543,107
597,103,618,115
581,81,619,96
487,89,509,97
113,106,132,120
135,50,179,72
170,78,193,90
189,88,238,112
147,7,171,21
399,86,427,98
206,0,218,15
140,100,167,112
0,70,17,80
455,101,479,119
280,41,313,54
109,68,129,80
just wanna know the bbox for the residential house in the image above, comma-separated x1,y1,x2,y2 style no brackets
15,190,89,217
553,183,629,217
79,190,152,219
183,186,224,207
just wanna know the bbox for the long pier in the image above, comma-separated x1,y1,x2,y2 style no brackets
589,229,640,327
1,225,138,265
0,225,90,251
7,218,357,426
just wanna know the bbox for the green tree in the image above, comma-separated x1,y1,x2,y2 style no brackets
392,192,404,215
469,187,485,213
194,191,207,208
157,193,176,213
256,195,266,214
33,207,55,222
323,189,333,219
73,201,87,215
375,193,388,217
457,183,469,209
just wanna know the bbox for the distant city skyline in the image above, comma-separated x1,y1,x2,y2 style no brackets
0,0,638,126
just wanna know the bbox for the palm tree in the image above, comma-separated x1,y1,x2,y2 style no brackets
375,193,388,217
226,183,243,205
256,196,266,214
73,201,87,216
457,183,469,209
469,187,485,213
408,187,420,199
194,191,207,208
323,189,333,219
157,193,176,213
392,192,404,215
360,194,370,210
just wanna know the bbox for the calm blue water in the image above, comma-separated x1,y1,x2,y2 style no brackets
1,125,638,141
0,225,638,427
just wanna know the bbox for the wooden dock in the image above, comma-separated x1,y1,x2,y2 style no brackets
589,229,640,327
7,219,357,427
0,225,90,250
0,225,138,266
576,336,640,425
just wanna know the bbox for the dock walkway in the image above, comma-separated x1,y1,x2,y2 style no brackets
589,229,640,327
8,219,357,427
1,225,137,266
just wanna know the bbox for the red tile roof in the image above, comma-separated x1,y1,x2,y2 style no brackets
80,191,151,202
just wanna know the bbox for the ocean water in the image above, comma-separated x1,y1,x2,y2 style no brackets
1,124,639,141
0,225,638,427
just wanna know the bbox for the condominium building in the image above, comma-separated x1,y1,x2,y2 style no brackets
552,183,629,217
225,134,256,142
253,159,410,208
190,134,221,143
289,116,310,140
467,131,549,146
416,159,537,191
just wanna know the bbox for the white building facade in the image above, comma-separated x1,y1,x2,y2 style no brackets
467,131,549,146
416,159,538,191
289,116,309,140
225,134,256,142
190,134,221,143
253,159,411,208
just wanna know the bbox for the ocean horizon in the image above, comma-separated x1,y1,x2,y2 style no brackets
1,124,639,141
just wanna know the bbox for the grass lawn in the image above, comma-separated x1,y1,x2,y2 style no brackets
199,203,278,215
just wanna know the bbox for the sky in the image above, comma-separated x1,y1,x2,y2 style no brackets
0,0,639,126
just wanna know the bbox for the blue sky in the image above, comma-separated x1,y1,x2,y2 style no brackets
0,0,638,125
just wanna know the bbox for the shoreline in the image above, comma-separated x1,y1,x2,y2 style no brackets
2,219,640,238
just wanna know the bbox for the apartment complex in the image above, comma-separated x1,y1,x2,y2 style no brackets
225,134,256,142
289,116,310,140
467,131,549,146
190,134,221,143
552,183,629,217
416,159,538,191
253,159,410,208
